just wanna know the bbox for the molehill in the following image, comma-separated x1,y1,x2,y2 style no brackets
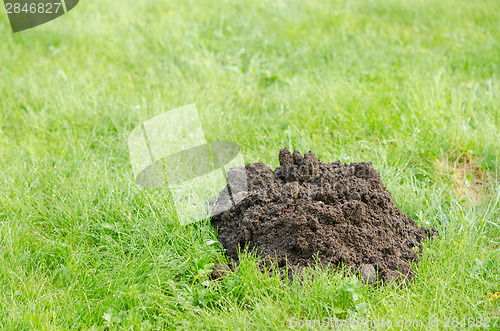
210,148,435,284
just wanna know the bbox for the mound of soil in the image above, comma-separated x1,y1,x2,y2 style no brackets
210,148,435,284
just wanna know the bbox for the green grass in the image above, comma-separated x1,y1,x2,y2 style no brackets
1,0,500,329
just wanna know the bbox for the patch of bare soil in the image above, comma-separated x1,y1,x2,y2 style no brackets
211,148,435,284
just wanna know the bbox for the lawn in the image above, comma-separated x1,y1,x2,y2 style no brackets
1,0,499,329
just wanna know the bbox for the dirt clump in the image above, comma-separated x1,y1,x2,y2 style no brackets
210,148,435,284
210,263,233,280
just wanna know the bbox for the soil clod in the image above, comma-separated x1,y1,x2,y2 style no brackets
210,263,232,280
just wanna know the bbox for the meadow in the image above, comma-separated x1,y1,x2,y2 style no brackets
0,0,499,329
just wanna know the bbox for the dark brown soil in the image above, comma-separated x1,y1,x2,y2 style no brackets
210,148,435,284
